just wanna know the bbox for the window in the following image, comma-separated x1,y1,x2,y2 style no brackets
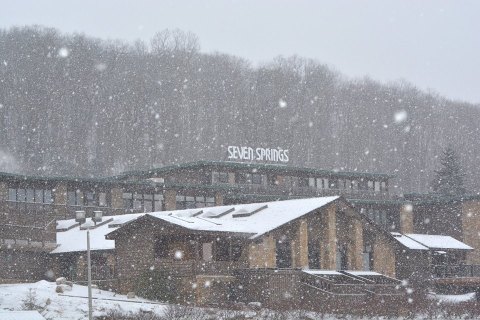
308,238,321,269
212,171,229,184
374,181,381,192
44,190,53,203
267,174,278,185
215,239,230,261
34,189,43,203
308,177,316,188
122,193,133,209
155,238,169,258
367,180,374,190
367,209,388,228
85,192,96,206
8,187,54,203
202,242,213,261
251,173,262,184
154,194,164,211
8,188,16,201
123,192,163,212
276,237,292,268
17,189,26,202
336,244,348,270
176,195,214,209
363,245,373,271
26,189,34,202
67,190,83,206
298,177,309,187
236,172,262,184
98,192,107,207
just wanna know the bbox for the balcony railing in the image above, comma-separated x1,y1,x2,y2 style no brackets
432,265,480,278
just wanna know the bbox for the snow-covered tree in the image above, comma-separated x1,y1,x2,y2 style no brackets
432,146,466,195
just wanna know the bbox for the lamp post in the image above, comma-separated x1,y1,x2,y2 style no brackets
75,210,102,320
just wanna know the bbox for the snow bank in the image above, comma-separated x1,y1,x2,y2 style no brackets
0,280,166,320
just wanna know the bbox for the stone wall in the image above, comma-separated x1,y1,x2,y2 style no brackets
461,200,480,264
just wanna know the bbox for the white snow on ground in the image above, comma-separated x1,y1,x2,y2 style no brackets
428,292,476,303
0,280,166,320
0,310,45,320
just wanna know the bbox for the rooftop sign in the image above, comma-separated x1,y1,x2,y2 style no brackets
227,146,289,163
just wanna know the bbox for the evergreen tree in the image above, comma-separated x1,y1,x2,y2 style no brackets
432,146,466,195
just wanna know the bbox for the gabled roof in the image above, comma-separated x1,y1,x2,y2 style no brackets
107,196,341,240
53,196,341,253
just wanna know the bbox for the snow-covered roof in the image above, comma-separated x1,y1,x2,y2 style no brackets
390,232,473,251
405,234,473,250
123,196,340,240
303,270,343,275
54,196,340,253
52,213,144,254
391,232,429,250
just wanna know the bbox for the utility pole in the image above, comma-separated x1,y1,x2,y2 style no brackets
87,229,93,320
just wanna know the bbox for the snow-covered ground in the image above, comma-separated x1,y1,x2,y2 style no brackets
428,292,476,303
0,280,167,319
0,281,477,320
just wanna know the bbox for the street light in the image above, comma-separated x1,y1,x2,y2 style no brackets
75,210,102,320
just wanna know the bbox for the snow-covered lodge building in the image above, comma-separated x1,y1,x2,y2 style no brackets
1,160,480,305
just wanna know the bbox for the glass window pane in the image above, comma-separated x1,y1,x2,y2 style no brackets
144,200,153,212
154,200,163,211
17,189,26,202
26,189,35,202
122,193,132,199
154,194,163,200
67,191,76,206
8,188,16,201
144,194,153,200
34,189,43,203
133,199,142,210
99,192,107,206
44,190,53,203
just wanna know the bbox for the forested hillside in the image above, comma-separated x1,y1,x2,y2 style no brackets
1,26,479,193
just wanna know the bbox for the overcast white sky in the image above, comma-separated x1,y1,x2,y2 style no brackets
1,0,479,104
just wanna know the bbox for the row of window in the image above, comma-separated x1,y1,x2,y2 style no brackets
176,195,215,210
8,188,53,204
363,209,388,228
122,193,164,212
212,171,388,192
67,190,108,207
154,237,242,262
